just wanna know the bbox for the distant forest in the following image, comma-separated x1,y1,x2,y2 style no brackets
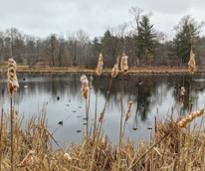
0,8,205,68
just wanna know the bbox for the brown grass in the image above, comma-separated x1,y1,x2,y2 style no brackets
1,65,205,74
0,111,205,170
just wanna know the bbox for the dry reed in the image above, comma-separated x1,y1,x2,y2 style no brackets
80,74,90,136
0,111,204,171
7,58,19,171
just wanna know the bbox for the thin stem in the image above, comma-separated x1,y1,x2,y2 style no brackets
85,98,88,137
93,90,98,139
127,131,171,171
119,94,124,148
0,107,3,171
97,78,113,135
10,96,14,171
118,75,125,169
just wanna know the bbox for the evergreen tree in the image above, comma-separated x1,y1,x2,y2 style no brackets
137,15,157,63
173,16,203,63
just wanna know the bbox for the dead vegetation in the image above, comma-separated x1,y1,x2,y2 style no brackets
0,111,204,170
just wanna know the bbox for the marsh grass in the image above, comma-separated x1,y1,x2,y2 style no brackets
0,110,204,170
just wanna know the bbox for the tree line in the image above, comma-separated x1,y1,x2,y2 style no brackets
0,9,205,68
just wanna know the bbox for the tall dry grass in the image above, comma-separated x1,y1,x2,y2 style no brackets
0,110,204,170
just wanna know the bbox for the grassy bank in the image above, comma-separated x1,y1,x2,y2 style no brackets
1,65,205,74
0,111,205,171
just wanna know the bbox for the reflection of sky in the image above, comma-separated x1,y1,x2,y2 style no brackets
1,74,205,148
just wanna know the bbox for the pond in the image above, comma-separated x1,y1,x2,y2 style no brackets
1,73,205,148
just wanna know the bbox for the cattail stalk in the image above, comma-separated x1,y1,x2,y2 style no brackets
118,53,129,169
7,58,19,171
123,101,133,134
80,75,89,136
93,91,98,138
10,97,14,171
0,108,3,171
97,78,113,137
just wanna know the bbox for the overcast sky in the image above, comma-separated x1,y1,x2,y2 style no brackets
0,0,205,39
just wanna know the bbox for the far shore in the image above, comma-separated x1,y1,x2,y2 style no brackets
1,65,205,75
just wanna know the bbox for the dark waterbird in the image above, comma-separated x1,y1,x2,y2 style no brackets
76,130,81,133
58,120,63,126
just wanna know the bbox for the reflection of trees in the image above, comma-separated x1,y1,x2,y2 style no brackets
1,74,82,105
1,74,205,125
93,75,164,122
171,75,205,114
135,77,159,121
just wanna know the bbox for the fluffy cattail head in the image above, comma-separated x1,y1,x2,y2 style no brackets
80,74,89,99
120,53,129,72
177,109,205,128
111,63,119,78
96,53,104,76
180,86,185,96
188,49,196,74
7,58,19,96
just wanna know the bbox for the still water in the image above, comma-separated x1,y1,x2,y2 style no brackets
1,74,205,148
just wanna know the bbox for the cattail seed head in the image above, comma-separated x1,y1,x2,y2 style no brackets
180,86,185,96
80,74,89,99
111,63,119,78
177,109,204,128
120,53,129,72
188,49,196,74
96,53,104,76
7,58,19,96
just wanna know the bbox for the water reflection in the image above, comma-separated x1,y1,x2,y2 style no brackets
1,74,205,147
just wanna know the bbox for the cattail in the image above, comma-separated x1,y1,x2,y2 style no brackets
179,86,185,108
180,86,185,96
96,53,104,76
7,58,19,96
124,101,133,122
63,153,72,161
188,49,196,74
111,63,119,78
17,150,35,167
80,74,89,99
120,53,129,72
177,109,205,128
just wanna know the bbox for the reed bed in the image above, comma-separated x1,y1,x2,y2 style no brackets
0,112,205,170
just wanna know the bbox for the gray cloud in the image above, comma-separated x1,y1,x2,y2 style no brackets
0,0,204,38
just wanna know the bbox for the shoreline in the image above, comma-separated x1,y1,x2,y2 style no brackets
1,66,205,75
